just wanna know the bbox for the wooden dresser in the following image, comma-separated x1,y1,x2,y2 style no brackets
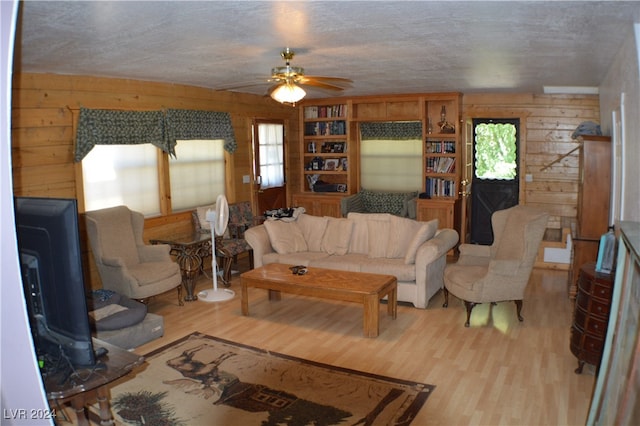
568,136,611,299
570,262,614,374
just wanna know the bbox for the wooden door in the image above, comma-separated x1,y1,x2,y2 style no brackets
253,120,287,215
470,118,520,245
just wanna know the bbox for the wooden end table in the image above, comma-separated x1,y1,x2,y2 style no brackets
241,263,397,337
45,339,144,426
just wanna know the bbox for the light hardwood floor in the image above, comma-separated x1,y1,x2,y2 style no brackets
133,258,597,426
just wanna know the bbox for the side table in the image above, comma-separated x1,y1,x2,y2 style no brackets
45,339,144,425
570,262,614,373
150,233,232,301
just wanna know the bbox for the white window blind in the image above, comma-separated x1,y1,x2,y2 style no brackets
360,139,422,191
169,139,225,210
82,144,160,215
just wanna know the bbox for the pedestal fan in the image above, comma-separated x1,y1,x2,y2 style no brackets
198,194,235,302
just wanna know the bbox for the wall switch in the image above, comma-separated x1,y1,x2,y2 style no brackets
242,175,250,184
525,174,533,182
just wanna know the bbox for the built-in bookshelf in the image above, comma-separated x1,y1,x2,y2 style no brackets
417,94,462,229
300,101,352,195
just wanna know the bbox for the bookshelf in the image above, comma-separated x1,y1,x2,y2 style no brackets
300,101,353,196
417,94,462,229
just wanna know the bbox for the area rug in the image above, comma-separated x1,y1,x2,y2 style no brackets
107,332,434,425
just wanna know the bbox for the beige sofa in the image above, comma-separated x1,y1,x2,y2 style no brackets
244,212,459,308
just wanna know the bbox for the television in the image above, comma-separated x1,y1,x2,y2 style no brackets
14,197,96,368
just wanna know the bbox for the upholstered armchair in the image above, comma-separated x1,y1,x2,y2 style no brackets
443,205,549,327
192,202,256,285
228,201,263,238
85,206,183,304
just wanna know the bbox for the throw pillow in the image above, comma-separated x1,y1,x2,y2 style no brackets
387,215,422,258
196,204,215,231
264,220,308,254
404,219,438,264
366,216,392,258
321,217,354,255
296,214,329,252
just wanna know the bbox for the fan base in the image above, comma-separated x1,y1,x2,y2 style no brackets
197,288,235,302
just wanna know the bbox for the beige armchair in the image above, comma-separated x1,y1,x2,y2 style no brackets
85,206,182,304
443,205,548,327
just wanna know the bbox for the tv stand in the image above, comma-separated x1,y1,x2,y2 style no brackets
45,339,143,426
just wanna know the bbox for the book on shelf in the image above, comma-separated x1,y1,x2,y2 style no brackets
304,121,346,136
304,104,347,119
425,177,456,197
426,157,455,173
426,140,456,154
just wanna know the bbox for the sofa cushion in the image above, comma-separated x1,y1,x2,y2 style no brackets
321,217,354,255
296,214,329,252
404,219,439,264
310,253,367,272
346,212,393,255
360,257,416,282
387,215,423,259
366,216,392,258
264,220,308,254
263,251,330,266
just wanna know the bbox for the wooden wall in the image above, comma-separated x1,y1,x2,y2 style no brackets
11,73,298,288
11,74,600,288
463,93,600,229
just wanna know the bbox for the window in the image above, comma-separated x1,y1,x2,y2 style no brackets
254,122,284,189
169,139,225,210
82,139,225,216
82,144,160,215
360,139,422,191
474,123,517,180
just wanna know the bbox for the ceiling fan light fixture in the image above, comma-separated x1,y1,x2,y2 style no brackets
271,82,306,104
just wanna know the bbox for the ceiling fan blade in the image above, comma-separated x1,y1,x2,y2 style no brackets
300,75,353,84
215,80,270,91
298,79,349,91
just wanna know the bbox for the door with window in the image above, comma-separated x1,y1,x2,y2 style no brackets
470,118,520,244
253,120,286,215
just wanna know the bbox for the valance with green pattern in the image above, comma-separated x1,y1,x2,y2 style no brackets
360,121,422,140
74,108,237,162
165,109,237,153
75,108,169,162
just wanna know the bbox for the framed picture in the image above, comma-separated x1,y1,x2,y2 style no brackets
333,142,345,153
311,157,323,170
321,142,333,153
340,158,348,171
324,158,339,171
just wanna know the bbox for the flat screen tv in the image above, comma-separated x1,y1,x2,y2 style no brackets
14,197,96,368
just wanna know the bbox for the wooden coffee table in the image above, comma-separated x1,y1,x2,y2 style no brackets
240,263,397,337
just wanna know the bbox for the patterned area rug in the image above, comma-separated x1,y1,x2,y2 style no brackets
108,332,434,425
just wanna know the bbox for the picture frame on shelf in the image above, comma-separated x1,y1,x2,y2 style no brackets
324,158,340,171
311,157,324,171
333,142,345,153
340,158,348,171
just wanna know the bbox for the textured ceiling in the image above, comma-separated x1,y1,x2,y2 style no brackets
15,1,640,99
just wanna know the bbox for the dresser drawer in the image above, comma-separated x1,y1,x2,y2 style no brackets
576,290,611,319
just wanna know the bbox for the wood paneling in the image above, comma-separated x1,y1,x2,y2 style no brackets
11,76,601,287
463,93,600,229
11,73,297,289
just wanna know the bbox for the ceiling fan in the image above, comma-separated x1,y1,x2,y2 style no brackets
268,48,353,104
225,48,352,105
